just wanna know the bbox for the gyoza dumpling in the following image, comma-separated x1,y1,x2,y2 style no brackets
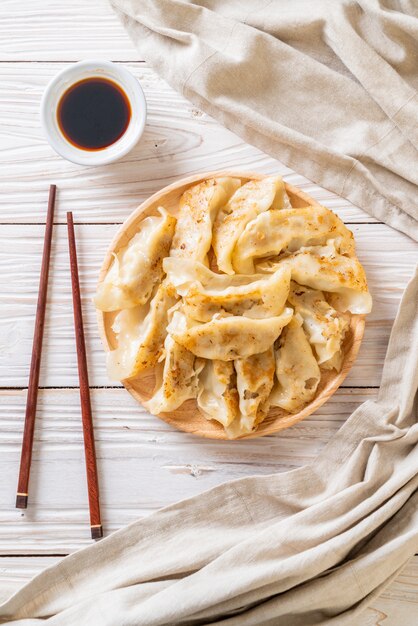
163,258,291,321
106,283,177,381
183,268,291,322
144,335,203,414
232,206,355,274
212,176,288,274
288,282,349,371
167,307,293,360
270,314,321,412
258,240,372,314
164,257,273,292
169,177,241,263
95,207,176,311
197,360,240,428
227,347,275,438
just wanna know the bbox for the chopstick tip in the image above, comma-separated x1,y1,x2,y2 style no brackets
16,494,28,509
91,525,103,540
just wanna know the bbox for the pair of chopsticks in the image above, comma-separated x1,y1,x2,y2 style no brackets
16,185,103,540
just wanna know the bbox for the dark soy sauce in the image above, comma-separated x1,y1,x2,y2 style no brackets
57,77,131,151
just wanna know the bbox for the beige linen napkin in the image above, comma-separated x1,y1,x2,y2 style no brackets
0,266,417,625
110,0,418,241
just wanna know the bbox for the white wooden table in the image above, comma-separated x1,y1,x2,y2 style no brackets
0,1,417,622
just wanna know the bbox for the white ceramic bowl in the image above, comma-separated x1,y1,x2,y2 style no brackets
41,60,147,166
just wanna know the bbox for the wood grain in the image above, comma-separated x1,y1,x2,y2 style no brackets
0,223,415,389
0,62,375,224
361,557,418,626
0,1,417,618
0,387,376,553
97,172,365,439
67,213,102,538
16,185,56,509
0,0,138,61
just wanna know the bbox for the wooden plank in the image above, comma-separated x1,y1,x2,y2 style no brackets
360,557,418,626
0,557,61,604
0,62,375,224
0,1,415,621
0,554,417,623
0,387,374,553
0,223,415,388
0,0,138,61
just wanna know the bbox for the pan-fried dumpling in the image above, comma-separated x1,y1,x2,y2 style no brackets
167,307,293,360
106,283,177,381
258,240,372,314
197,360,240,428
270,314,321,412
163,258,291,321
165,257,271,292
232,206,355,274
95,207,176,311
227,348,275,438
144,335,204,414
288,282,349,370
183,269,291,322
169,177,241,263
212,176,288,274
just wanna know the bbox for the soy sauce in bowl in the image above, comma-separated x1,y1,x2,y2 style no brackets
57,77,131,151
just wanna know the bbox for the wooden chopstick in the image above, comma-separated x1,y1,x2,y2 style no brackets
16,185,57,509
67,212,103,540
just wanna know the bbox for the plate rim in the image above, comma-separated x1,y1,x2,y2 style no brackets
96,170,365,440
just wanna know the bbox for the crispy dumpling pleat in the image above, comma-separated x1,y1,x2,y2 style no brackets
233,206,355,274
167,307,293,361
288,282,349,370
226,347,275,438
106,283,177,381
163,258,291,321
212,176,288,274
144,335,203,414
170,177,241,263
258,240,372,314
270,314,321,412
95,207,176,311
197,360,240,428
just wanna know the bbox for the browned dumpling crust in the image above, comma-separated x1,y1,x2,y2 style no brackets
170,177,240,263
233,205,355,274
96,175,372,438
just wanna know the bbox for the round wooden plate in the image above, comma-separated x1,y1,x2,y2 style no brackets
97,171,365,440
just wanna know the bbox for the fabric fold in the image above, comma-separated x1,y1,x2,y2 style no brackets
1,2,417,623
111,0,418,239
1,266,417,625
